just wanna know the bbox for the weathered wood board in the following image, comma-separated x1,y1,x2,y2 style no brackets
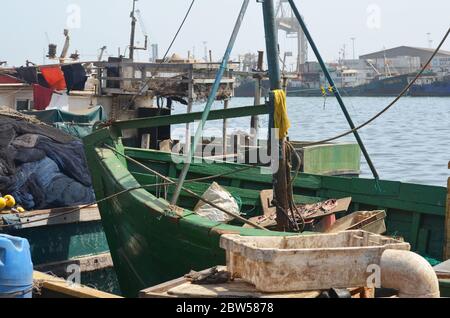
139,267,373,299
445,162,450,260
33,271,121,298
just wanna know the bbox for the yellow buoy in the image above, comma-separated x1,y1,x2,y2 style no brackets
0,197,6,210
17,207,25,213
4,195,16,208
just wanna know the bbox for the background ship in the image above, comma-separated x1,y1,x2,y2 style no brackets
235,45,450,97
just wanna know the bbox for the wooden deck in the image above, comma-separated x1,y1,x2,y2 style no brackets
139,267,373,299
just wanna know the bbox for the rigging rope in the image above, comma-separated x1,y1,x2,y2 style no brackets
303,26,450,146
106,144,267,230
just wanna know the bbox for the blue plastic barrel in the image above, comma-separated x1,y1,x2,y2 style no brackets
0,234,33,298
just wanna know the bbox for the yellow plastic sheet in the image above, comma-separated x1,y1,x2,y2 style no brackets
273,89,291,139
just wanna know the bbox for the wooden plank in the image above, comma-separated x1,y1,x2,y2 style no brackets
15,206,100,228
132,172,323,207
167,281,320,298
34,253,113,278
409,212,421,249
140,266,321,298
113,104,268,130
444,162,450,260
0,205,101,229
140,266,372,299
33,271,121,298
323,189,444,216
417,228,430,255
125,148,323,190
434,259,450,279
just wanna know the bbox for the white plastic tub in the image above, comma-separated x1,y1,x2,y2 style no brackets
220,231,410,293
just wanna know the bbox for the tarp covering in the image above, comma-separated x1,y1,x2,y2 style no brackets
0,108,95,210
23,106,106,138
23,106,105,125
53,123,95,139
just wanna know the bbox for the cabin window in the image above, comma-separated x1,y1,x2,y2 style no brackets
16,99,32,111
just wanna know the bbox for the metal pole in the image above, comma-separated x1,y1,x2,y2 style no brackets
252,76,261,146
351,37,356,60
171,0,250,205
287,0,379,179
251,51,264,147
262,0,291,231
185,69,194,155
223,99,229,156
129,0,137,60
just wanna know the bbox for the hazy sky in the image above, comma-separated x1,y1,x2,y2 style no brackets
1,0,449,67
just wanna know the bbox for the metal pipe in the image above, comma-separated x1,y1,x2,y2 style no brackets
171,0,250,205
129,0,137,60
223,99,229,156
251,51,264,146
252,76,262,146
287,0,379,179
380,249,440,298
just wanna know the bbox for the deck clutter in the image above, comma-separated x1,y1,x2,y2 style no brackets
141,231,440,298
0,109,94,211
221,232,439,297
0,109,113,295
0,0,449,300
81,0,450,300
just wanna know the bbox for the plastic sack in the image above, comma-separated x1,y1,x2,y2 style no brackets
194,182,240,223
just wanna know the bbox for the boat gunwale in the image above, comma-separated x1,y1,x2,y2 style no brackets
122,146,447,215
93,146,289,238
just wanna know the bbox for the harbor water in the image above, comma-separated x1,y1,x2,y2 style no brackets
173,97,449,187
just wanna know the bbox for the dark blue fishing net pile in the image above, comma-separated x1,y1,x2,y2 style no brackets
0,113,95,210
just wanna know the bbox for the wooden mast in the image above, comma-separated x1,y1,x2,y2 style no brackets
262,0,291,231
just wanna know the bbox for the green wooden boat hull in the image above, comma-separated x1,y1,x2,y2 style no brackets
85,145,447,297
83,105,447,297
6,222,108,265
1,210,118,294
